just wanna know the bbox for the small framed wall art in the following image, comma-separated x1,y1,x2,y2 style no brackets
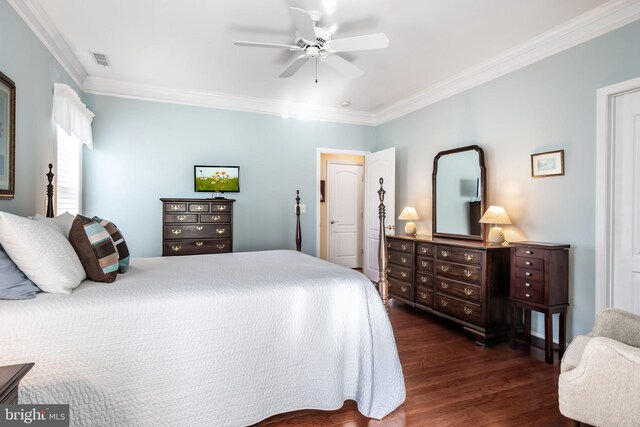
531,150,564,178
0,71,15,199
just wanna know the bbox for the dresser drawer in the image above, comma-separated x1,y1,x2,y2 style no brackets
388,251,413,268
389,279,412,300
515,246,544,259
435,293,480,324
386,239,414,253
188,203,210,212
165,239,231,255
436,246,482,266
515,267,544,282
416,243,434,257
436,261,481,283
416,286,433,307
512,283,544,304
416,256,433,273
436,278,481,303
165,225,230,239
415,272,433,288
165,202,187,212
388,265,412,282
211,203,232,213
200,213,231,223
513,256,544,271
164,214,198,223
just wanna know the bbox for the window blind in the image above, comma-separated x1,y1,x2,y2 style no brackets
56,124,82,215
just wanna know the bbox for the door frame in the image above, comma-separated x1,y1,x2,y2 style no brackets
595,76,640,312
326,161,364,267
316,148,370,258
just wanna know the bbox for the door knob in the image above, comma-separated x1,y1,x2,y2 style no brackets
385,225,396,230
330,220,339,224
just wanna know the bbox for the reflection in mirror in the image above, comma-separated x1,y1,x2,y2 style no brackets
433,145,485,240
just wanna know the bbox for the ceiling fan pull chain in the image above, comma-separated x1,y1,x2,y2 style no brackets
315,58,318,83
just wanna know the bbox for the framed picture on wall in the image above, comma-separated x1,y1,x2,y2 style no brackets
0,71,15,199
320,180,325,203
531,150,564,178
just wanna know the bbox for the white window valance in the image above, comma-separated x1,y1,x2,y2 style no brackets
53,83,95,149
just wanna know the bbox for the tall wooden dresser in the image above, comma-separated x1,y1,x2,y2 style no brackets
387,234,510,347
161,198,235,256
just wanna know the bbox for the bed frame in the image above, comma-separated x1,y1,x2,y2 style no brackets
44,167,390,312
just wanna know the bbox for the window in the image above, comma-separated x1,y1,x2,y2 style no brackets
55,124,82,215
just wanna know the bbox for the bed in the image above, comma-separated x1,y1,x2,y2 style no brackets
0,169,404,426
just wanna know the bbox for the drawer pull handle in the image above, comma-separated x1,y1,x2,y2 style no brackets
216,205,227,211
421,261,428,268
464,253,474,261
216,228,225,234
525,272,532,276
171,245,181,252
464,288,474,296
194,205,205,211
464,270,472,278
441,250,449,258
170,204,181,211
400,272,408,278
420,276,428,283
400,286,407,293
195,241,203,247
525,283,531,287
401,257,408,264
440,299,448,307
525,261,532,266
526,250,533,254
440,282,449,289
401,244,408,251
420,292,428,299
525,293,531,298
441,265,449,272
464,307,473,315
196,226,204,231
388,255,392,260
216,244,226,249
171,229,182,235
421,247,428,253
177,215,187,221
387,243,391,248
212,215,221,221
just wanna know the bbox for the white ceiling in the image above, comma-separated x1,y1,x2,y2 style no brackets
13,0,640,123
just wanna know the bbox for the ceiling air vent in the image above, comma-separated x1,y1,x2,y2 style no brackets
91,52,111,67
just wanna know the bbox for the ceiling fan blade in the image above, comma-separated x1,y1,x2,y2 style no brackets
288,7,317,42
234,41,300,50
321,54,363,79
279,55,309,78
325,33,389,53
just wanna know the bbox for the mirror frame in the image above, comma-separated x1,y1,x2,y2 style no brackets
0,71,15,200
432,144,486,241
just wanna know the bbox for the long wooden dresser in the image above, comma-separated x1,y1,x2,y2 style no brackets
161,198,235,256
387,234,510,347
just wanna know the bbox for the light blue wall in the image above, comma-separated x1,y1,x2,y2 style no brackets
0,0,81,216
82,94,375,257
376,20,640,339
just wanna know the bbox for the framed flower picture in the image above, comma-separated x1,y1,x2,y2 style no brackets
531,150,564,178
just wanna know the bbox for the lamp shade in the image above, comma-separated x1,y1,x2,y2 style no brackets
479,206,511,225
398,207,420,221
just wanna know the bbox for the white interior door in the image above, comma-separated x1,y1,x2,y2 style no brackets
363,148,396,281
612,89,640,313
327,163,363,268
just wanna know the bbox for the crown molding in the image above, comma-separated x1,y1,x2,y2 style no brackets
376,0,640,125
8,0,87,89
83,76,378,126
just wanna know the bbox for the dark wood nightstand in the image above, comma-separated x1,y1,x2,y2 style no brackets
509,242,570,364
0,363,34,404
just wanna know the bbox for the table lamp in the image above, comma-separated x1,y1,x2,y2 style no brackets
479,205,511,244
398,207,419,235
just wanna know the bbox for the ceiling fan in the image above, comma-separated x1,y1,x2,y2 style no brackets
234,7,389,81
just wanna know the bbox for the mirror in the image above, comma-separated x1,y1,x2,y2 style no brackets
432,145,486,240
0,71,15,200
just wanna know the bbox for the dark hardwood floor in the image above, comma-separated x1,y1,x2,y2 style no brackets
255,299,569,426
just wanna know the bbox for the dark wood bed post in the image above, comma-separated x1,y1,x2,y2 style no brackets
295,190,302,252
46,164,55,218
377,178,390,314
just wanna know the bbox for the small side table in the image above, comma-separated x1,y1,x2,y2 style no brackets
509,242,570,364
0,363,34,404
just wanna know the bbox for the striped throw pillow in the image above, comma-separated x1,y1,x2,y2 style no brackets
69,215,119,283
93,217,130,273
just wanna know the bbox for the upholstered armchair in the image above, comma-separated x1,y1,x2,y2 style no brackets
558,308,640,426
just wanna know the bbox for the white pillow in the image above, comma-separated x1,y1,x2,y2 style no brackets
0,212,86,294
33,212,76,237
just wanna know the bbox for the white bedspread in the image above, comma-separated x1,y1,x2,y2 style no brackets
0,250,405,426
